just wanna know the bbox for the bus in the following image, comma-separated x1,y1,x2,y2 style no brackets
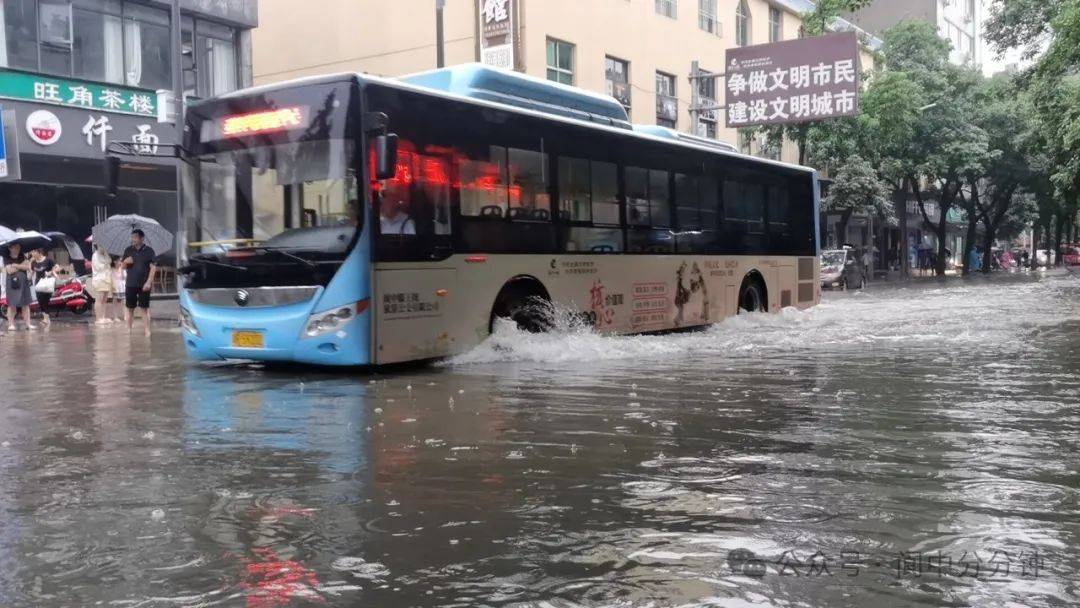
175,64,820,366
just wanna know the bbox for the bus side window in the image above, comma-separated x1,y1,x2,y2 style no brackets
625,167,649,226
675,173,701,231
509,147,550,222
459,145,509,218
768,183,790,247
558,156,591,222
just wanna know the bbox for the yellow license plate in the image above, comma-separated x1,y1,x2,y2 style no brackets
231,331,264,349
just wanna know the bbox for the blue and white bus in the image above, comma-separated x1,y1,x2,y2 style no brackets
177,64,820,366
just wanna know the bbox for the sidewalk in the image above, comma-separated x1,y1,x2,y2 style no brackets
49,295,180,325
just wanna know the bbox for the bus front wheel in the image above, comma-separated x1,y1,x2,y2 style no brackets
738,276,767,314
489,278,552,334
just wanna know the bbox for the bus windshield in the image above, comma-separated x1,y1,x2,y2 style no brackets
183,138,359,256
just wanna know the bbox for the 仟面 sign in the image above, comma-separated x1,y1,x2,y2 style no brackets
479,0,514,70
725,31,860,129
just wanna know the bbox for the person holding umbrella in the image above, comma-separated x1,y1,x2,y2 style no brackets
3,242,35,331
121,229,158,336
93,214,172,336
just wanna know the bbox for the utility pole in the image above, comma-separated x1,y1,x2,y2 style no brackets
436,0,446,68
169,0,185,266
688,61,726,137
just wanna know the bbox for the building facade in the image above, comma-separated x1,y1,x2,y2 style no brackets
253,0,886,165
0,0,257,265
845,0,991,72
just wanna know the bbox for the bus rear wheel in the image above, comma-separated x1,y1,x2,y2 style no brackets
738,276,767,314
489,279,552,334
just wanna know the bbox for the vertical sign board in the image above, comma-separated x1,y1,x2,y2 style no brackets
478,0,514,70
725,31,860,129
0,104,7,178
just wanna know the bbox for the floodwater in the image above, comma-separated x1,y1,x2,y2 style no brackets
0,273,1078,608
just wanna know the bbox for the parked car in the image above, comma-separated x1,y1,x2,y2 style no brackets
1063,244,1080,274
821,248,866,290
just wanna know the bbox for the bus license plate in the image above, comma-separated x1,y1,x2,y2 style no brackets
231,331,264,348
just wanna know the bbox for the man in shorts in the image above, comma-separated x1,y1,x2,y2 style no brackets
121,229,157,336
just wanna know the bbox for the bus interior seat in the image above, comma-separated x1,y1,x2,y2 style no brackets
480,205,504,218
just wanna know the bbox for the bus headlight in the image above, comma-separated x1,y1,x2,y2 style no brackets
304,306,354,337
179,306,200,337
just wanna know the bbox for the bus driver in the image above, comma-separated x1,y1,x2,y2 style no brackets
380,196,416,235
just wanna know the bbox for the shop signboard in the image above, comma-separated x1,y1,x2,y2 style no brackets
0,69,157,119
479,0,514,70
7,100,173,166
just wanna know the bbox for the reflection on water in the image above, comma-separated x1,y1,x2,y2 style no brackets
0,274,1078,607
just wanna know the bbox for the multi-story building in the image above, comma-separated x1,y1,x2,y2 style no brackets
845,0,991,72
0,0,258,265
253,0,875,165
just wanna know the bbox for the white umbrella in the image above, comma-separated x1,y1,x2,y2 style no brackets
0,225,16,245
91,214,174,256
0,230,52,252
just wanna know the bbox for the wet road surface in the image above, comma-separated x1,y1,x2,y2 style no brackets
0,273,1078,607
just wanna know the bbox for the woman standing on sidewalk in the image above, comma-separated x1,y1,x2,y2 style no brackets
3,243,35,331
91,244,114,325
30,248,56,327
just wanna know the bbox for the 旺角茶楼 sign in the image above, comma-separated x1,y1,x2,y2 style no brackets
0,69,157,118
724,32,860,129
479,0,514,70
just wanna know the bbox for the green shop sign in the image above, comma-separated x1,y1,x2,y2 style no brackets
0,69,157,118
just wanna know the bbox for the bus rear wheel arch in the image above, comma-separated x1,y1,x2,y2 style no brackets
738,272,768,314
489,276,552,334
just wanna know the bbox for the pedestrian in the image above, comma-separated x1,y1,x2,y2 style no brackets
969,246,982,272
91,244,114,326
30,247,56,327
121,229,157,336
111,256,126,321
861,248,873,284
3,243,35,331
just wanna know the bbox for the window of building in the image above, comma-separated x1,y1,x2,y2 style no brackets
2,0,40,70
655,0,676,19
2,0,173,89
769,6,782,42
546,37,573,85
655,71,677,128
72,1,124,84
696,68,717,138
123,2,170,90
38,0,72,74
604,56,630,112
735,0,751,47
698,0,719,34
188,18,237,97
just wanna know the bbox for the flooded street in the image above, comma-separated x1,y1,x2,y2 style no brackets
0,274,1078,608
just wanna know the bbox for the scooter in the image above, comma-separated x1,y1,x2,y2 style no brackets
0,276,94,318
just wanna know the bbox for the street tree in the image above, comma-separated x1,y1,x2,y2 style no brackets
822,155,894,245
987,0,1080,263
964,74,1036,273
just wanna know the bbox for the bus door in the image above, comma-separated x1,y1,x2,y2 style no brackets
373,142,458,363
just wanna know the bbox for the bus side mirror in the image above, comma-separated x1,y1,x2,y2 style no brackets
104,155,121,198
374,134,398,180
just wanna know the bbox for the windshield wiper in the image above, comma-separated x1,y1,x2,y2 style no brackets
257,247,318,269
183,257,248,272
